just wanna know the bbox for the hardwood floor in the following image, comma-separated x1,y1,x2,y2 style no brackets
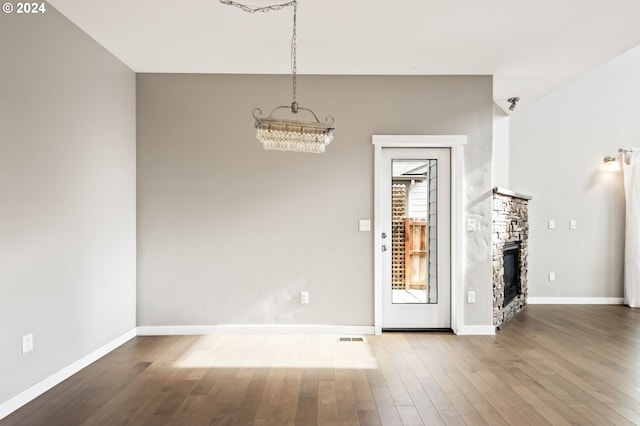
3,305,640,425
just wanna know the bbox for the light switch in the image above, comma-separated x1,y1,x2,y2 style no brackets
358,219,371,232
467,219,476,232
548,220,555,230
570,220,576,230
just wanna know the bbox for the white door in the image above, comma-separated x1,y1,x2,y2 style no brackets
379,147,451,329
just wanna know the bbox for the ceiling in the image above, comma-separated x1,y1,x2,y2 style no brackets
48,0,640,112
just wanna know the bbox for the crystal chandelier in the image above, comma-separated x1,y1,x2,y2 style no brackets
220,0,335,153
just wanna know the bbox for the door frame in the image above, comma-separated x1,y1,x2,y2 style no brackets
373,135,466,335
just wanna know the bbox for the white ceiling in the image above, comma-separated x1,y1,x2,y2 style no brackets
48,0,640,112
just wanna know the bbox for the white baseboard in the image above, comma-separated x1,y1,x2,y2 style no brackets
455,325,496,336
136,325,376,336
528,297,624,305
0,328,136,421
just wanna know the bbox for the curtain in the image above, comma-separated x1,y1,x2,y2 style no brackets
623,148,640,307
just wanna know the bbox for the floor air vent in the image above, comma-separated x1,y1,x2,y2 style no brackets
338,337,366,342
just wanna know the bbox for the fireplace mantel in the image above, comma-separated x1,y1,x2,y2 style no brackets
493,187,532,201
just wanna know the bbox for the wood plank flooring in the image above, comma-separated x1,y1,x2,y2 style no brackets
3,305,640,425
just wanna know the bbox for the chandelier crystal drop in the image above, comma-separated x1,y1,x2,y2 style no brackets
220,0,336,153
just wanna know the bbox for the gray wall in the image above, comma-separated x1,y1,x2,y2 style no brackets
510,46,640,299
137,74,494,327
0,6,136,405
492,104,510,188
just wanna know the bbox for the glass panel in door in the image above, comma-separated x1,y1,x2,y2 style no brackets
390,159,438,305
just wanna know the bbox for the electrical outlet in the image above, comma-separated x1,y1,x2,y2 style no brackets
22,333,33,354
301,291,309,304
467,291,476,304
548,272,556,282
570,220,577,230
548,220,555,229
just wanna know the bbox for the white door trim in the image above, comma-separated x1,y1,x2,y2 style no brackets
373,135,466,335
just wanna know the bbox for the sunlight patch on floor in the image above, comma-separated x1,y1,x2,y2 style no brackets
173,335,378,369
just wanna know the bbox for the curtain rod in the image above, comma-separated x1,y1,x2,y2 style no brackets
619,148,633,153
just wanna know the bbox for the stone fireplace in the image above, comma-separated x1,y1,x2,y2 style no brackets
492,187,531,328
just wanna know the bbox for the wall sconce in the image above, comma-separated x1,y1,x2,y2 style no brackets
603,156,621,172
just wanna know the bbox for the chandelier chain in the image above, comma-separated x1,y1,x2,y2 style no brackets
291,1,297,106
220,0,298,108
218,0,295,13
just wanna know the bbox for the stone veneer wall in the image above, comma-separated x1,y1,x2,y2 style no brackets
492,188,531,327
